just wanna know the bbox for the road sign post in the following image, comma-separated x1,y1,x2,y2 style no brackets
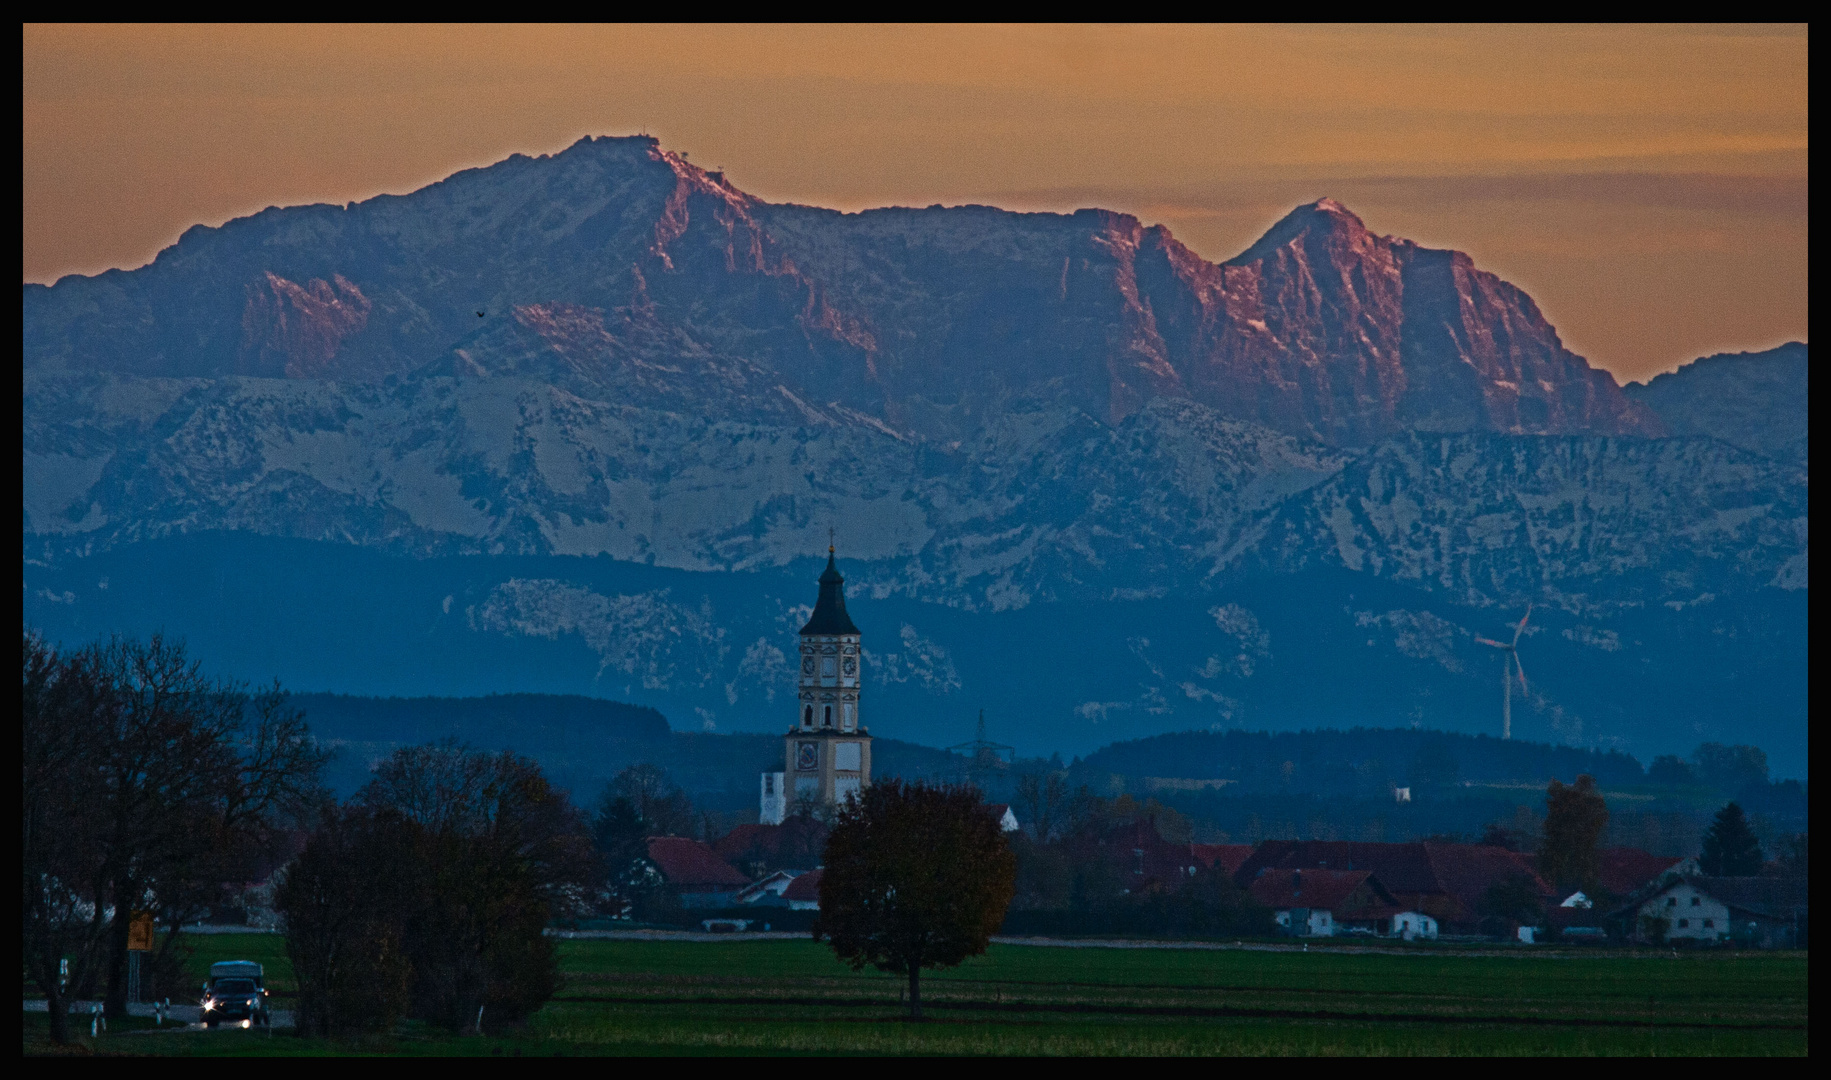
126,911,154,1003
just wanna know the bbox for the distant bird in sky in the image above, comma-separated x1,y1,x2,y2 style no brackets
1476,605,1532,740
475,310,485,317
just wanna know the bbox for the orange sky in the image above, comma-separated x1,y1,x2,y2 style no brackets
22,24,1807,383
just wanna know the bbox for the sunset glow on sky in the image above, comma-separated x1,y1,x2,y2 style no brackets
23,24,1806,383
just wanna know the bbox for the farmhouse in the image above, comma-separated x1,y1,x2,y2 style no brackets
782,868,823,911
1249,868,1383,937
646,836,751,909
1235,841,1552,932
714,818,827,878
1628,875,1806,948
1596,848,1697,897
733,869,801,907
1104,819,1214,892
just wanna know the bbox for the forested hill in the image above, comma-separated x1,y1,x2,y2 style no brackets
292,692,671,746
293,690,960,806
1068,727,1649,797
290,691,1803,847
293,690,1670,801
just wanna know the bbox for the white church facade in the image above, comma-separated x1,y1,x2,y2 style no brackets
760,545,871,824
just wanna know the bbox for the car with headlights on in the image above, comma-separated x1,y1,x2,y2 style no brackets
200,961,269,1027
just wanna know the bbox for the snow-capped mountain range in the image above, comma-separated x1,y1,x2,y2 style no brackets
22,136,1808,774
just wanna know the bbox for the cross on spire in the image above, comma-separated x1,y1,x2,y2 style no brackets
829,526,835,554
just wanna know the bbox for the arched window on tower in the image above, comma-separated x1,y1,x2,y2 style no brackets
823,705,833,727
803,705,813,727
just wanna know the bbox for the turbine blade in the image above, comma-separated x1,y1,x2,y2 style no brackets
1474,636,1508,648
1512,606,1532,646
1513,653,1528,695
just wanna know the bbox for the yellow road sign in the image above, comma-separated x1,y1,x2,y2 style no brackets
127,911,155,952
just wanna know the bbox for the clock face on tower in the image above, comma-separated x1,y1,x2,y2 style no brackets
842,657,857,676
796,741,819,771
801,656,815,675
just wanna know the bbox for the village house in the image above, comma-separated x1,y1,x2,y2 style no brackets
714,818,828,879
782,869,823,911
1625,875,1806,948
1595,848,1698,899
1103,819,1217,893
1246,867,1440,940
1234,841,1553,933
733,869,801,907
645,836,751,909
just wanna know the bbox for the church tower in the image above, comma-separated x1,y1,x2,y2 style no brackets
761,542,870,823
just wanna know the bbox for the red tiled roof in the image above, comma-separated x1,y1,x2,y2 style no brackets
713,824,783,860
1684,875,1807,920
712,818,828,870
1422,843,1552,918
1190,844,1254,875
1235,841,1551,925
782,868,823,902
1595,848,1685,897
646,837,750,889
1237,842,1441,895
1248,868,1392,912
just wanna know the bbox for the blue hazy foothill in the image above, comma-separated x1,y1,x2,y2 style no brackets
22,529,1807,777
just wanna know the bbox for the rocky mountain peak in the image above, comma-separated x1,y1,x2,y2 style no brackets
25,139,1661,446
1226,197,1376,267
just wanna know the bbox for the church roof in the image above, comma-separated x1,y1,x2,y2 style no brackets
799,550,859,636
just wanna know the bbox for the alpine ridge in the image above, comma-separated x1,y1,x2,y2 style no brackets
21,135,1806,774
26,135,1658,447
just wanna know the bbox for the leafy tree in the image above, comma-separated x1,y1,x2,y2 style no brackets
1647,755,1698,787
1691,743,1768,794
1538,774,1609,893
590,764,702,919
592,792,653,917
1774,833,1807,877
357,743,596,1029
815,780,1016,1019
1154,865,1276,937
1698,802,1764,876
277,807,415,1035
280,741,596,1034
1478,872,1546,931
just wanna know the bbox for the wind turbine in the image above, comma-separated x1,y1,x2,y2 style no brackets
1475,604,1532,740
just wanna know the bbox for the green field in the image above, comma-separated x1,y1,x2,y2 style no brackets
26,934,1808,1056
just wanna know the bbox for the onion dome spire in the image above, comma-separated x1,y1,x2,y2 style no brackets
799,532,858,635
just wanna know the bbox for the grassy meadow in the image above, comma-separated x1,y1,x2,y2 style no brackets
26,934,1808,1056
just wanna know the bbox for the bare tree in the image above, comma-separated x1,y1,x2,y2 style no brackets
1014,771,1069,843
23,632,330,1021
22,632,110,1044
604,763,695,837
